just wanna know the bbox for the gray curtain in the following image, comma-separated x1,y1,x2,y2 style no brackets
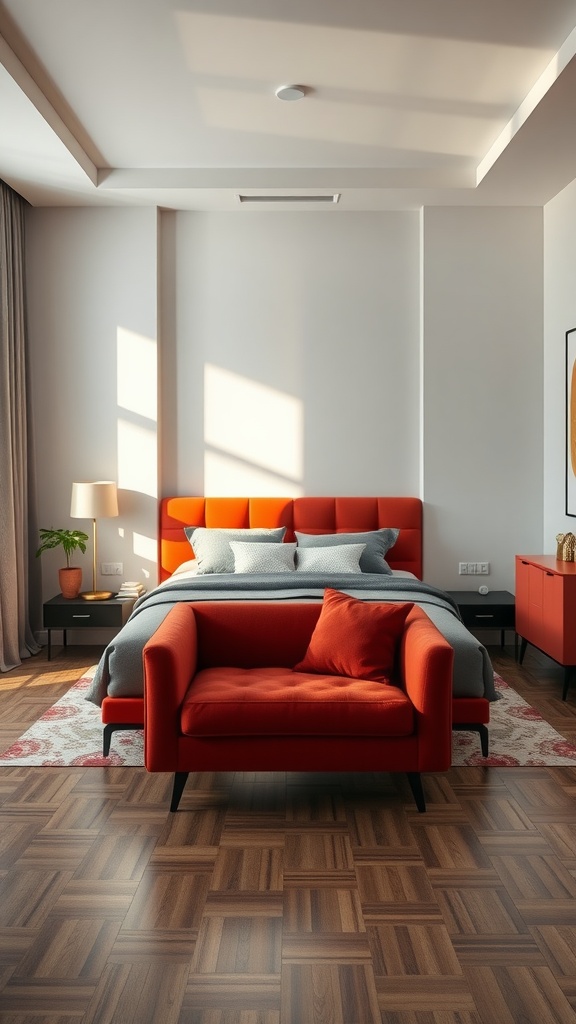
0,180,41,670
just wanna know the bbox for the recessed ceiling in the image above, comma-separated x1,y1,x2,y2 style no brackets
2,0,576,211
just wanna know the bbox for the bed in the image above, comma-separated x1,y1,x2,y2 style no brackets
86,496,496,755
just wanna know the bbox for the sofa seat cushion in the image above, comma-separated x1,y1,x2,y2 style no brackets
180,667,414,738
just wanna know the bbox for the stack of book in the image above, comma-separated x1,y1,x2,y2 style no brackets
117,581,146,601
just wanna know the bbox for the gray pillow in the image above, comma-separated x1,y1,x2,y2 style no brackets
185,526,286,574
294,528,399,574
230,541,296,573
295,543,366,573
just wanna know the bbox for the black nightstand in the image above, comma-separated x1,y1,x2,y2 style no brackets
445,590,516,649
43,594,136,659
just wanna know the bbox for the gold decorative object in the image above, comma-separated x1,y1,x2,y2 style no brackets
556,532,576,561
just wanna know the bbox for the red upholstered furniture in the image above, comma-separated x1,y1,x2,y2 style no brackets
158,495,424,580
142,599,454,813
101,495,491,759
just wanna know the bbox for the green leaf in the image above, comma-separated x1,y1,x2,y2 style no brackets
36,528,90,568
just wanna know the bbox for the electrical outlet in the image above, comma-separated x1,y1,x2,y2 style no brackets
102,562,123,576
459,561,490,575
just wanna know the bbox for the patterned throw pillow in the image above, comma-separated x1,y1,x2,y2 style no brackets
230,541,296,573
295,544,366,573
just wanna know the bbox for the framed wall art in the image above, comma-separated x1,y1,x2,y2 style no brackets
566,327,576,516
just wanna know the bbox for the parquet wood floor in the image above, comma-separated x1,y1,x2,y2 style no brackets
2,642,576,1023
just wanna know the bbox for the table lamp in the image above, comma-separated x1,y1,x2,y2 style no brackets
70,481,119,600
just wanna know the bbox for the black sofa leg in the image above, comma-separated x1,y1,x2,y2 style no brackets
406,772,426,812
170,772,189,812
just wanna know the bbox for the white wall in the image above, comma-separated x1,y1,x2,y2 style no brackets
421,207,544,589
26,203,546,611
26,207,159,612
162,211,421,499
543,177,576,546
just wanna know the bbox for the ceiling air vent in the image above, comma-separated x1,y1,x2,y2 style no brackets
237,194,340,204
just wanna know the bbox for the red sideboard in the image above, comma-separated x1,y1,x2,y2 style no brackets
515,554,576,700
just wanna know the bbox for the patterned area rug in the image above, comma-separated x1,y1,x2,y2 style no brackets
1,670,576,768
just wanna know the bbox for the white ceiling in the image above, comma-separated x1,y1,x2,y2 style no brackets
2,0,576,212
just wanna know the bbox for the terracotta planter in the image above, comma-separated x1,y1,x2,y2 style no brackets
59,567,82,599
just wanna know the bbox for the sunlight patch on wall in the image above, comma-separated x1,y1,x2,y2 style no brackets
117,419,157,498
117,328,157,421
204,364,303,494
132,532,157,563
114,327,158,579
205,450,303,497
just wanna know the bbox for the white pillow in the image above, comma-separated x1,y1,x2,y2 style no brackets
295,543,366,573
230,541,297,573
184,526,286,573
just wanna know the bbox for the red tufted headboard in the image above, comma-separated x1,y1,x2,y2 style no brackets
159,496,423,582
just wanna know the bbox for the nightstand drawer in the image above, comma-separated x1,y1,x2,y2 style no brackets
44,603,126,628
445,591,516,642
43,594,136,658
457,604,516,628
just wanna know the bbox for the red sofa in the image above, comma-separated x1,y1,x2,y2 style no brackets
142,599,454,813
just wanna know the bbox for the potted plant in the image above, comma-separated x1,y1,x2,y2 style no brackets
36,527,89,599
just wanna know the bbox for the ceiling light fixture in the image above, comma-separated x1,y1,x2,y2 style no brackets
275,84,306,101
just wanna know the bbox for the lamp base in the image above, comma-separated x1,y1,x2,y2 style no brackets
79,590,115,601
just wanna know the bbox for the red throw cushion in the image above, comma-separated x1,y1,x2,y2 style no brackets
294,588,413,684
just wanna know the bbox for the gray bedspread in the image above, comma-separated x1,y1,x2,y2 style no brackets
85,573,497,706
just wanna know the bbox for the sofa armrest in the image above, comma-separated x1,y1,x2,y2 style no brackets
143,603,198,771
401,605,454,771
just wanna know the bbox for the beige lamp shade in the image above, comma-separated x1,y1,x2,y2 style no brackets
70,481,119,519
